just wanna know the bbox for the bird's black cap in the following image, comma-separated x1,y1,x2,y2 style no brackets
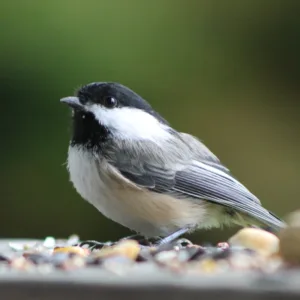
64,82,169,149
76,82,169,125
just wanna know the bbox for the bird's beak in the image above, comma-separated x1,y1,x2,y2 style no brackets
60,96,85,111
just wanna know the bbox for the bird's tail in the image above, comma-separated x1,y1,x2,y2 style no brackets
234,208,285,233
259,210,286,233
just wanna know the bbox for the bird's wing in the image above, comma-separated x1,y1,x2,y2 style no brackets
178,133,230,173
172,161,284,230
102,135,284,230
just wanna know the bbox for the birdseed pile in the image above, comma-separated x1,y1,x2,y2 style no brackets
0,222,299,275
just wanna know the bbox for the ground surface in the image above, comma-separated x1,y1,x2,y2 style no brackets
0,238,299,300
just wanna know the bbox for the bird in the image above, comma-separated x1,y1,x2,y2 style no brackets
60,82,285,246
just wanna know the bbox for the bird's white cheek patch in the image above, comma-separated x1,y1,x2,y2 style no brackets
89,105,171,142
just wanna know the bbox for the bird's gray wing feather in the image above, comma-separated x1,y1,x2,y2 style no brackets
172,162,284,230
103,135,284,230
178,133,230,173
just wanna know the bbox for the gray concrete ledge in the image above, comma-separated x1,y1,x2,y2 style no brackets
1,271,300,300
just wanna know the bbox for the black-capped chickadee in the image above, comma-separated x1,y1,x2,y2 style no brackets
60,82,284,245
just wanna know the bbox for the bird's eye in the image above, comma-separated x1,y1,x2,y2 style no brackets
103,96,118,108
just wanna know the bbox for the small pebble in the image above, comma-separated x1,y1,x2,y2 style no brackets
113,240,140,260
59,255,86,270
103,255,134,266
0,254,10,262
23,253,51,264
67,234,80,246
9,241,41,252
155,250,178,264
177,249,193,262
279,211,300,265
174,238,193,248
212,248,231,260
85,256,103,265
136,249,153,262
217,242,230,250
10,257,34,270
199,259,218,273
43,237,56,248
51,253,71,267
53,246,89,257
92,239,140,261
285,210,300,227
188,247,206,261
228,252,262,271
228,228,279,256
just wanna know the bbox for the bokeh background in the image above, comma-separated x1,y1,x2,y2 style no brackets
1,1,299,244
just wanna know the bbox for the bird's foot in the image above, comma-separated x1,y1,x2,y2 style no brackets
121,227,192,248
120,234,161,246
75,227,191,251
75,235,156,251
75,240,115,251
157,227,191,246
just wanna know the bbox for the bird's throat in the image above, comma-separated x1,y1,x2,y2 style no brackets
70,110,110,150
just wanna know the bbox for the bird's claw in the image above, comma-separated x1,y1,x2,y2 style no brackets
75,240,115,251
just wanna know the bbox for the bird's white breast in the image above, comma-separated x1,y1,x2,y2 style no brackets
67,146,227,236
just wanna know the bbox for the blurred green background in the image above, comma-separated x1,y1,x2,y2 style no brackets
1,1,299,244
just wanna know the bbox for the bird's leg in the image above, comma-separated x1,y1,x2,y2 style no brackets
157,227,190,246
